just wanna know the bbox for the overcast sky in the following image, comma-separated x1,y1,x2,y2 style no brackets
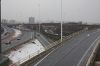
1,0,100,23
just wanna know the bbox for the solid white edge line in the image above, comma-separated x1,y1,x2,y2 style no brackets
34,49,55,66
77,36,100,66
86,37,100,66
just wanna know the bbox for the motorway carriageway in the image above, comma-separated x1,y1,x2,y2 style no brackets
28,29,100,66
2,29,33,52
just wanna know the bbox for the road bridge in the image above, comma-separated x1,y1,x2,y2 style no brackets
28,29,100,66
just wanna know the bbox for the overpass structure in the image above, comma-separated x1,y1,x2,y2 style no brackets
28,29,100,66
1,24,100,66
1,25,52,66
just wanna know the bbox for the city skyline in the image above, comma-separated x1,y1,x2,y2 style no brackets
1,0,100,24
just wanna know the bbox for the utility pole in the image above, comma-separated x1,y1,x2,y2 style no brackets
61,0,63,42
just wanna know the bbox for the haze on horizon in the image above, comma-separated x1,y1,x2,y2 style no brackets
1,0,100,24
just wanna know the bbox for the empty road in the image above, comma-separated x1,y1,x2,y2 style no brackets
29,29,100,66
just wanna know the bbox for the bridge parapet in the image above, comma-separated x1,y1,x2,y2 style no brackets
86,36,100,66
21,28,89,66
45,27,88,50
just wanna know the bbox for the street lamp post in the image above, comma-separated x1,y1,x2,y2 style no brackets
61,0,63,42
38,3,41,33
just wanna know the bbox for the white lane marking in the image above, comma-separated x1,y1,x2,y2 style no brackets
86,37,100,66
34,49,55,66
77,36,100,66
87,34,90,37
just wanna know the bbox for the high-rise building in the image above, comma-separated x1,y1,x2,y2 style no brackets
29,17,35,24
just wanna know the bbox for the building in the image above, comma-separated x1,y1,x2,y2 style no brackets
1,19,8,24
29,17,35,24
9,20,16,24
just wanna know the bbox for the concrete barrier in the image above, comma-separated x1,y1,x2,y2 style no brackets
94,61,100,66
86,36,100,66
20,28,89,66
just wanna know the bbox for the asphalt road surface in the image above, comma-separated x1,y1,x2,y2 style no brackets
2,30,33,52
1,25,14,40
29,29,100,66
1,29,51,53
35,32,51,49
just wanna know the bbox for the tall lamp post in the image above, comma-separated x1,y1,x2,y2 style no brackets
38,1,41,33
61,0,63,42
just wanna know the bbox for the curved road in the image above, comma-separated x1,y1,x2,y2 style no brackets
29,29,100,66
1,25,14,40
2,30,33,52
